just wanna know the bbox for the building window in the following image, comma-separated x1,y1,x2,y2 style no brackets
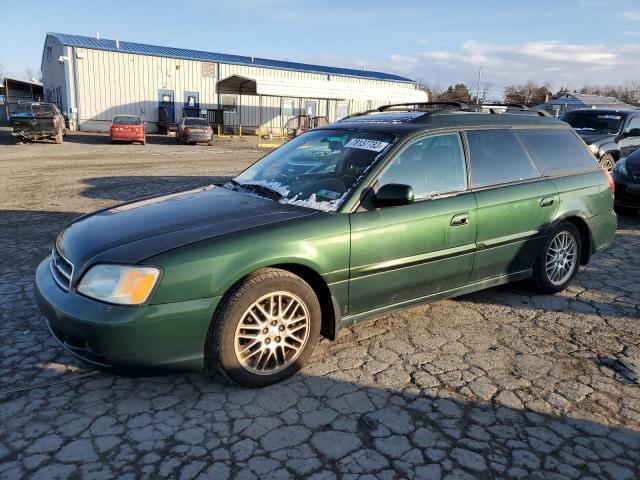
221,95,236,112
336,102,349,120
282,99,295,117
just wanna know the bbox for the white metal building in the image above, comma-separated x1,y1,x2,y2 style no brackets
41,33,427,133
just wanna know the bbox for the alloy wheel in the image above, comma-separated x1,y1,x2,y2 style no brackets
234,291,310,375
600,156,615,173
545,231,577,286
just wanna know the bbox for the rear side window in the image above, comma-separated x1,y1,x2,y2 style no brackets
515,129,598,176
466,130,538,188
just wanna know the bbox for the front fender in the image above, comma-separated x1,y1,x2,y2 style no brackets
145,214,351,305
594,141,619,159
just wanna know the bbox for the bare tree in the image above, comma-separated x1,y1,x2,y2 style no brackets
417,79,442,101
23,68,42,82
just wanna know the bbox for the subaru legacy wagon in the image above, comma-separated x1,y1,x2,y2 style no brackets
35,103,616,387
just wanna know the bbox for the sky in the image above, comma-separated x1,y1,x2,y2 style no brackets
2,0,640,97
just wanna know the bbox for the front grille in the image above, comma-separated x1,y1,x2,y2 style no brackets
50,246,73,291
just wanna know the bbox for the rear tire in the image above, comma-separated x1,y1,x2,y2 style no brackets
54,131,63,144
205,268,321,387
529,221,581,294
599,153,615,172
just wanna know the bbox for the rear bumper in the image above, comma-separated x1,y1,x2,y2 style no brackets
35,257,219,370
111,133,145,142
185,133,213,143
586,210,617,255
12,130,56,139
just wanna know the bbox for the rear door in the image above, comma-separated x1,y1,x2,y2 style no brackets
348,132,477,314
466,129,559,282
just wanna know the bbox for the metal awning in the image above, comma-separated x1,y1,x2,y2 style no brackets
216,74,428,102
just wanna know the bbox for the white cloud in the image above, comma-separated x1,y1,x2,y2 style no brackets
297,37,640,93
373,39,640,91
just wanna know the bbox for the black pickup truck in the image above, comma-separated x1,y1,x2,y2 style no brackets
11,102,66,144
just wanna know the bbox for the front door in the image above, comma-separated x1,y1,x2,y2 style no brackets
349,132,477,314
159,90,175,123
619,116,640,158
465,129,559,282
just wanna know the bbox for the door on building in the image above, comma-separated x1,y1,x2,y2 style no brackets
303,100,317,117
183,91,200,118
158,90,175,124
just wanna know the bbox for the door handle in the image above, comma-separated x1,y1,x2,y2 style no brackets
540,196,555,208
450,213,470,226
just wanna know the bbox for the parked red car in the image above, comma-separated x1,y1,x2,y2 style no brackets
110,115,146,144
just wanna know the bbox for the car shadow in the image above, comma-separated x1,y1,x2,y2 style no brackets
80,176,232,202
62,132,179,145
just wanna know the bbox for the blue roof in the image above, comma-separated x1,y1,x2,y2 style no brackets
48,33,415,84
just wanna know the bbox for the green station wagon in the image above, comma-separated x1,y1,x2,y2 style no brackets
35,103,617,387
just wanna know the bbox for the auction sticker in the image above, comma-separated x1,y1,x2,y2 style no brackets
345,138,390,152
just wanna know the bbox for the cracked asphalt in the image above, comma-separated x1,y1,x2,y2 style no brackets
1,128,639,479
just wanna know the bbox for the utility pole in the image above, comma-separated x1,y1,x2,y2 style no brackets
476,66,482,107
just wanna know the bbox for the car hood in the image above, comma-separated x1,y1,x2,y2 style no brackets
575,130,614,145
57,185,315,277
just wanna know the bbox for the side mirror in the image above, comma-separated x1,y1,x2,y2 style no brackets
626,128,640,137
374,184,414,207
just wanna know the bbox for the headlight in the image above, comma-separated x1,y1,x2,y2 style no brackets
77,264,161,305
588,144,599,155
613,158,628,176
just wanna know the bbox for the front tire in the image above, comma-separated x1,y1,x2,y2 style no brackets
530,221,581,294
206,268,321,387
599,153,615,172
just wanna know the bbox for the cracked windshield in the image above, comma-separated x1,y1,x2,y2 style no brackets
229,129,396,211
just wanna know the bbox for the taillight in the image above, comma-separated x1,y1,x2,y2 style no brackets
184,127,191,134
206,127,213,133
603,169,615,193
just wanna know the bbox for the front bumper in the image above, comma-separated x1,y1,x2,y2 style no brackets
35,257,220,370
613,176,640,208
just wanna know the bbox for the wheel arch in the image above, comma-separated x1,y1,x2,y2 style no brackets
562,216,591,264
214,262,341,342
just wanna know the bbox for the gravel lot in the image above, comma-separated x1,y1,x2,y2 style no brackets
1,128,639,479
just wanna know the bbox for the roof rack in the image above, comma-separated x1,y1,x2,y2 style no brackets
473,103,553,117
341,101,554,122
342,101,469,121
475,103,530,111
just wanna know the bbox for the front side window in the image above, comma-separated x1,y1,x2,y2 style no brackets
378,133,467,200
231,129,396,211
466,130,538,188
626,116,640,135
516,129,598,176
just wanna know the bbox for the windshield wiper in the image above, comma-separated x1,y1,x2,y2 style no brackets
236,182,285,200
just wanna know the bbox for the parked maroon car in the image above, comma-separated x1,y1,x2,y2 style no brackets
110,115,146,144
